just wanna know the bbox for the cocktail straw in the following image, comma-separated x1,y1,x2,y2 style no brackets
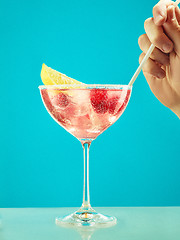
128,0,180,86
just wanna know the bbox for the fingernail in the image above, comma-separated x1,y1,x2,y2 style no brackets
157,71,165,79
162,43,172,53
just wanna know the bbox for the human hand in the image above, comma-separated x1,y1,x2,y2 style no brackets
138,0,180,118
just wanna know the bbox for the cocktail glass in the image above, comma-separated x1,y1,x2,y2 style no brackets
39,84,132,227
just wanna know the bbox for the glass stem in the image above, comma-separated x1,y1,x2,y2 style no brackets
81,142,91,209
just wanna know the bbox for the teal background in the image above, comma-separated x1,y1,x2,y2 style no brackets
0,0,180,207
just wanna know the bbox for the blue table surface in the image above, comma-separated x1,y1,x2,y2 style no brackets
0,207,180,240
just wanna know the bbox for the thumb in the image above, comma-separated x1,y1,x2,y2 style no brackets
163,5,180,55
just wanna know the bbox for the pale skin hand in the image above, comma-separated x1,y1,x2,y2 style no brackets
138,0,180,118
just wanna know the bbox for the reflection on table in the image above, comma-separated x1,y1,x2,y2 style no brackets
0,207,180,240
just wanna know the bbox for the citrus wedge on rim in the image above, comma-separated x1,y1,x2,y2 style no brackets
40,63,84,86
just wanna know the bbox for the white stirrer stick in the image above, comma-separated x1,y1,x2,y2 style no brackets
128,0,180,86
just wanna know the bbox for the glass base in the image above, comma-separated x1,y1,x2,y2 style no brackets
56,207,117,227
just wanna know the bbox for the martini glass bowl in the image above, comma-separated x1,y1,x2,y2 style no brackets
39,84,132,227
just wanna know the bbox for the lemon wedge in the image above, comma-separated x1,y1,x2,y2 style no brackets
40,63,83,86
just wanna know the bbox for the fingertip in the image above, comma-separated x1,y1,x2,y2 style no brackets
162,42,174,53
138,34,146,47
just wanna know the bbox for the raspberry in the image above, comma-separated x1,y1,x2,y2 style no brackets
90,89,108,114
52,92,69,108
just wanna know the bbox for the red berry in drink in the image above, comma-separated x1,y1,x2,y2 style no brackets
90,89,108,114
52,92,69,108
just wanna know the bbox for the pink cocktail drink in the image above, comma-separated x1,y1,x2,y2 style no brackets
39,84,132,227
40,86,131,141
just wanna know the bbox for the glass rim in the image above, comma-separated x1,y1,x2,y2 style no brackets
38,84,132,90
